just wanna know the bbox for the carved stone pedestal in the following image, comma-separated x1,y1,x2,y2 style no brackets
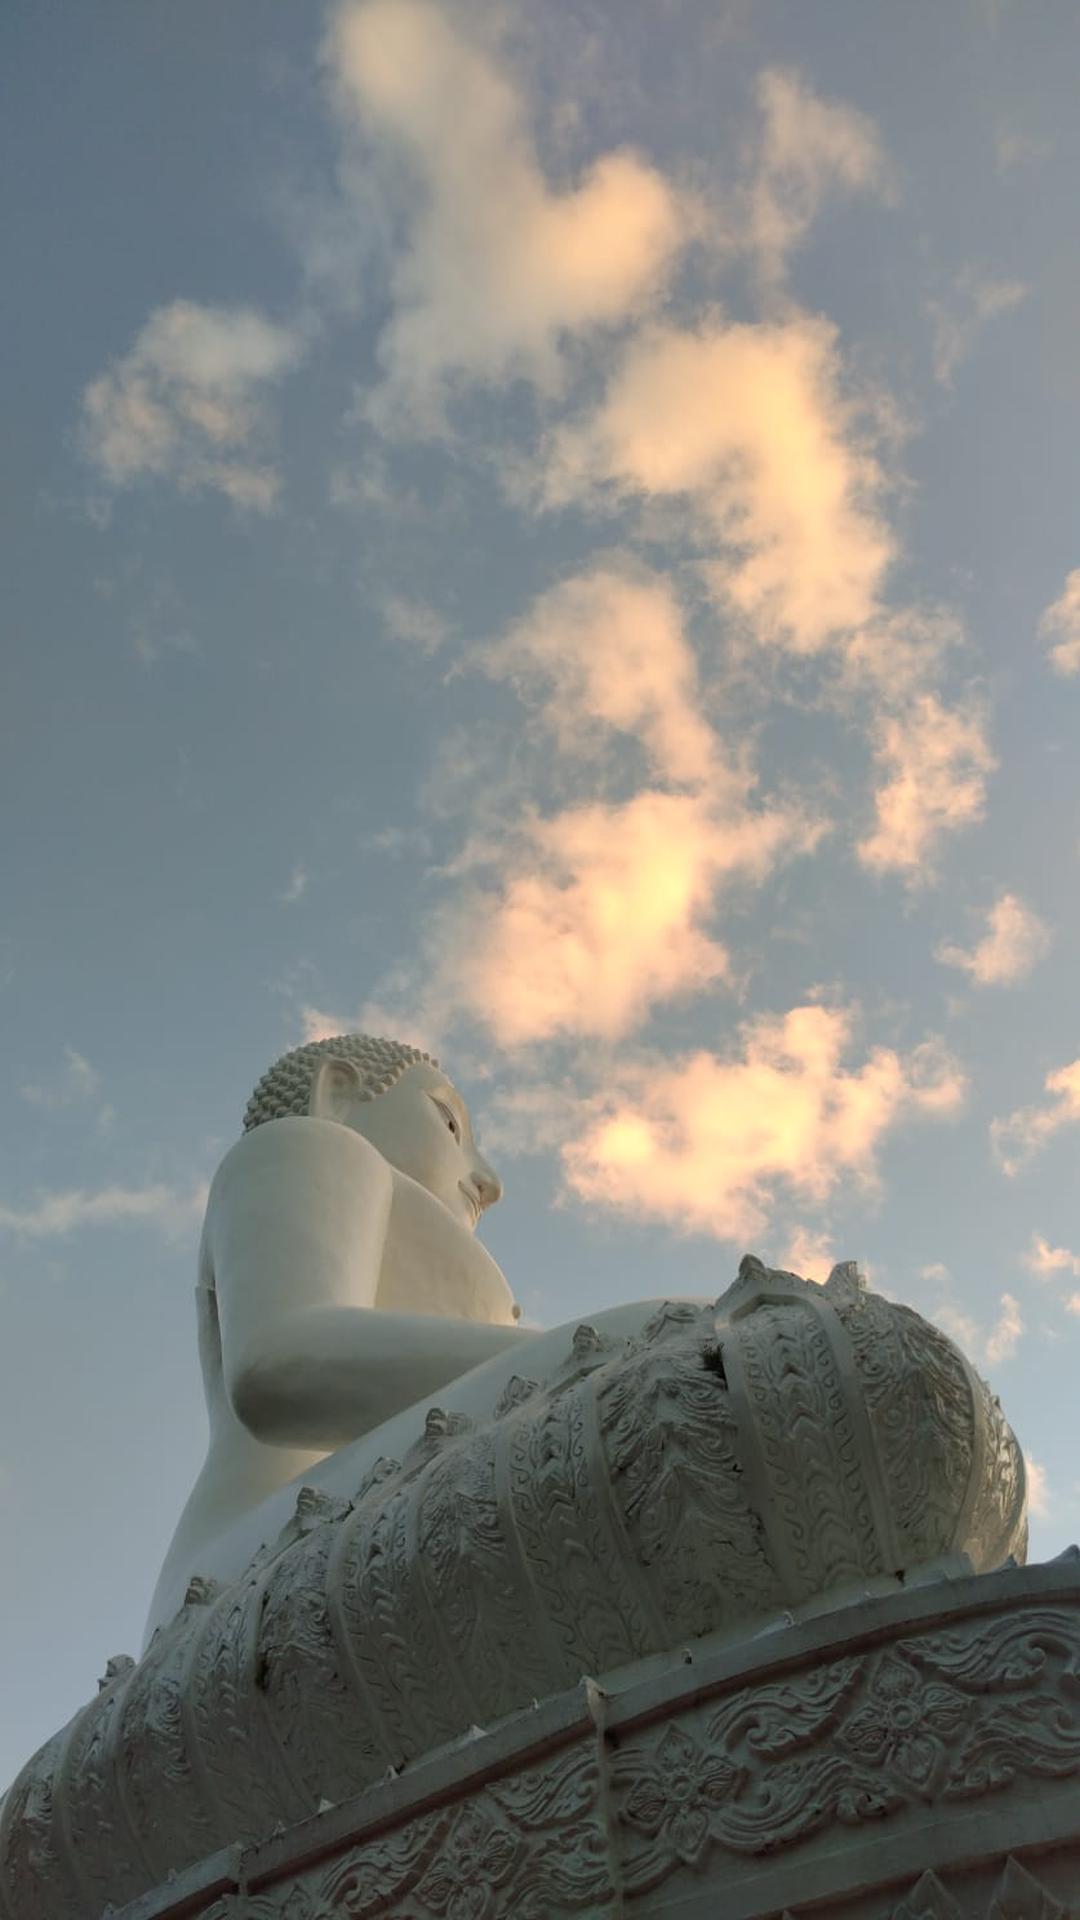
96,1556,1080,1920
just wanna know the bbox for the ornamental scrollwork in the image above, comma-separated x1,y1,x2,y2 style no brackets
613,1611,1080,1895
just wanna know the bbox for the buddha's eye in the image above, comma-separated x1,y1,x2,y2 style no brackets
434,1099,461,1141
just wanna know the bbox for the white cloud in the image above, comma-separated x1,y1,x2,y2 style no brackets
935,891,1050,985
545,311,894,655
927,270,1027,388
992,1056,1080,1175
477,562,716,785
985,1290,1024,1365
1040,570,1080,676
558,1004,965,1241
745,68,890,284
20,1047,99,1111
932,1290,1023,1369
381,594,450,655
326,0,685,419
995,122,1051,175
1024,1454,1051,1520
1023,1232,1080,1279
280,866,309,905
0,1183,206,1240
80,300,305,507
857,692,994,878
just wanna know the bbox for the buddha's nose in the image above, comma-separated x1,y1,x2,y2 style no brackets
472,1157,502,1210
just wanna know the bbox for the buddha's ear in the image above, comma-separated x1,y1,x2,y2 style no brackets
308,1054,364,1122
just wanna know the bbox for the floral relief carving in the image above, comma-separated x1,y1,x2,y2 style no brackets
615,1722,738,1872
245,1740,614,1920
413,1802,521,1918
612,1610,1080,1894
839,1651,966,1796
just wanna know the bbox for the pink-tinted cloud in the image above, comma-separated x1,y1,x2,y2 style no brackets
775,1224,837,1282
1040,569,1080,675
477,562,716,785
1023,1232,1080,1279
992,1056,1080,1174
546,312,894,654
439,787,819,1049
80,301,303,507
935,891,1050,985
559,1004,965,1240
746,68,890,284
927,269,1027,388
857,692,995,878
326,0,685,416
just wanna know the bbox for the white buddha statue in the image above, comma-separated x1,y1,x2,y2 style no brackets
148,1033,536,1636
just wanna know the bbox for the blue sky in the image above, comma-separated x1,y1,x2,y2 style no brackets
3,0,1080,1786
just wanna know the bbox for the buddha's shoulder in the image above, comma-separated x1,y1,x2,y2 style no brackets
208,1116,386,1204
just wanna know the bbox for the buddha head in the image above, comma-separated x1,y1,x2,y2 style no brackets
243,1034,502,1234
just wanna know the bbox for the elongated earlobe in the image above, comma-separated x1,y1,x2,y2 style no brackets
308,1054,365,1122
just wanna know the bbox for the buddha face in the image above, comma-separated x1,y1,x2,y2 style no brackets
310,1054,502,1233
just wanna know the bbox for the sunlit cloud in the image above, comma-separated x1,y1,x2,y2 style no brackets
20,1047,100,1111
857,691,994,878
0,1183,206,1241
745,67,890,284
301,1005,347,1044
326,0,686,420
932,1291,1023,1369
927,269,1027,388
537,309,991,878
1023,1232,1080,1279
775,1223,836,1281
436,787,821,1048
545,311,894,654
1040,569,1080,676
558,1004,965,1240
80,300,304,507
476,561,716,785
992,1056,1080,1175
935,891,1050,985
299,999,442,1059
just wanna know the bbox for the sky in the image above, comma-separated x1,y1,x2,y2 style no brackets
3,0,1080,1787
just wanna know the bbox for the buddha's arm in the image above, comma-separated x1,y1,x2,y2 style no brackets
208,1117,530,1451
232,1307,530,1447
